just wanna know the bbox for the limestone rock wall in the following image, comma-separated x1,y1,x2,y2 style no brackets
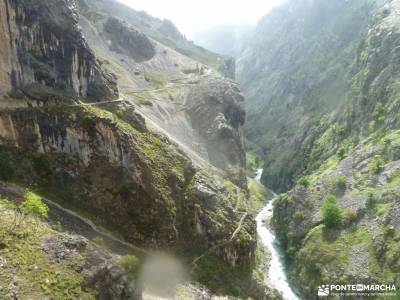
0,0,118,101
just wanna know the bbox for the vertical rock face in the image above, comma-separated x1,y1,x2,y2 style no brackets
0,0,118,101
187,76,247,187
218,57,236,80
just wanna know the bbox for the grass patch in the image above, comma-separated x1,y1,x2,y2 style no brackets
386,171,400,189
376,203,392,217
0,201,95,299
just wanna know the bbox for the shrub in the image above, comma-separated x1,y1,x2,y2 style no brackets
20,190,49,219
115,109,124,119
371,156,385,174
82,113,97,135
298,176,310,188
321,195,342,228
119,255,140,280
336,125,346,137
294,210,305,222
224,180,235,194
51,221,62,232
336,176,347,190
337,147,347,161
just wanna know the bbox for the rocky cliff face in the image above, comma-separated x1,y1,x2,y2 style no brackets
103,17,156,63
217,57,236,79
0,0,266,299
0,0,118,101
0,102,255,265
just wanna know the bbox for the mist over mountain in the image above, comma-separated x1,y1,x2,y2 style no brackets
193,24,254,57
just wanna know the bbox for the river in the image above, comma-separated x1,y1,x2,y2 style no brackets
255,169,300,300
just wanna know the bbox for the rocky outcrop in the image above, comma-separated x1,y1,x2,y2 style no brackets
0,0,118,101
42,234,142,300
103,17,156,63
187,76,247,187
218,57,236,79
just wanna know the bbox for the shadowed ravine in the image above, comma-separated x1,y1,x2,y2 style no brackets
255,169,301,300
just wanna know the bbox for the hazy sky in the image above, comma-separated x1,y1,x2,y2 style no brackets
117,0,286,37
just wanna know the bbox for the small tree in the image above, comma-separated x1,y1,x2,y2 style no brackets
298,176,310,188
337,147,347,161
372,102,385,125
7,190,48,232
322,195,342,228
371,156,385,174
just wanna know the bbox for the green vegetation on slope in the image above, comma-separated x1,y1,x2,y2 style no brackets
238,0,377,192
0,198,95,299
266,2,400,298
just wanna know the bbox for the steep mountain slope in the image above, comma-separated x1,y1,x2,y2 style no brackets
0,0,275,298
235,0,400,298
76,0,247,187
237,0,377,192
77,0,229,72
